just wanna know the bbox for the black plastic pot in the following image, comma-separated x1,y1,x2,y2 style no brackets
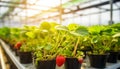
88,54,108,68
36,59,56,69
10,44,15,51
14,49,19,56
118,52,120,60
65,58,81,69
18,51,32,64
107,52,119,63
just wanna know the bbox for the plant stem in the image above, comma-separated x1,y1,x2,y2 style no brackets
72,37,80,56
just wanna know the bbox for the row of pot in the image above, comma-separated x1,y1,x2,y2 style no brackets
9,45,120,69
18,50,120,69
12,50,82,69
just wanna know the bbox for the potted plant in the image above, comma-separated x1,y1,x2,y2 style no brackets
107,32,120,63
18,42,32,64
34,43,56,69
18,25,38,64
14,41,22,56
34,22,58,69
34,23,85,69
54,24,88,69
102,24,120,63
10,28,22,51
110,23,120,60
87,25,112,68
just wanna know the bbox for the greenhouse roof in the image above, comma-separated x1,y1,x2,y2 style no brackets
0,0,89,18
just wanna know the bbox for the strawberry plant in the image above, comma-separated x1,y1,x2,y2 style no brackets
53,24,88,67
34,22,59,65
0,27,11,42
87,25,116,55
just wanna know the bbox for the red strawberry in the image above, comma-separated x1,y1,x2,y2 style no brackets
56,55,66,67
78,58,83,64
14,42,22,49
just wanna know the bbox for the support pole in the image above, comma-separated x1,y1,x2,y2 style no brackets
0,6,4,27
59,0,62,24
98,0,102,25
109,0,114,25
9,15,11,27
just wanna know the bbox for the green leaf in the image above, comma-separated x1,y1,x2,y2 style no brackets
113,33,120,38
111,23,120,30
100,27,115,35
75,26,89,36
55,25,68,31
63,49,72,57
91,36,99,43
67,23,79,31
49,22,59,32
44,45,52,51
69,31,81,36
25,32,35,39
40,21,51,30
36,46,44,50
112,39,118,42
88,25,104,35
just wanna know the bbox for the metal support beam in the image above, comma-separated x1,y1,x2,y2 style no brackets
36,0,120,21
65,0,120,14
95,7,110,11
109,0,114,25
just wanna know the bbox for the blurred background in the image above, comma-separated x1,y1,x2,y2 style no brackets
0,0,120,27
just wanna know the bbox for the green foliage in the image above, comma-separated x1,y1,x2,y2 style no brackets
0,27,10,39
88,25,105,35
111,32,120,51
87,24,120,54
67,23,79,31
55,25,68,31
1,22,120,61
75,26,89,36
111,23,120,31
10,28,21,38
40,21,51,30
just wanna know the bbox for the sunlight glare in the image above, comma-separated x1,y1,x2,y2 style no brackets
20,0,69,17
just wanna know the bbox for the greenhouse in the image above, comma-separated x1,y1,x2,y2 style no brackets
0,0,120,69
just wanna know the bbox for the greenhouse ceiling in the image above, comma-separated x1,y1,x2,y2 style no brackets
0,0,89,19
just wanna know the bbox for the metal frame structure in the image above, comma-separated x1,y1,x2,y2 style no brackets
0,0,120,26
27,0,120,24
